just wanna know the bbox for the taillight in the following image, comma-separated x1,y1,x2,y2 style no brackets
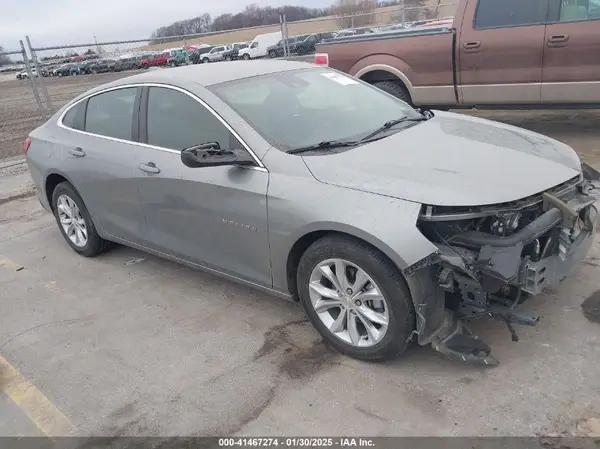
24,137,32,154
314,53,329,66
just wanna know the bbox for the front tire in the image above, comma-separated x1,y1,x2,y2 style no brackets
297,235,415,362
51,182,110,257
242,54,250,60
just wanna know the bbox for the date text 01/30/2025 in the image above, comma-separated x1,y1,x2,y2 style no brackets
218,437,376,447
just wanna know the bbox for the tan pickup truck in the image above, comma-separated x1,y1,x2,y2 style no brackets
315,0,600,108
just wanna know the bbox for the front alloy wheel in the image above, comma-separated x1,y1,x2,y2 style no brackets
297,235,415,362
308,258,389,347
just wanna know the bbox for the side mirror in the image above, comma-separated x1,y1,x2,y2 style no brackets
181,142,254,168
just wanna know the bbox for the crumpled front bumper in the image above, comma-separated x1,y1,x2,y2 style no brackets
520,198,597,295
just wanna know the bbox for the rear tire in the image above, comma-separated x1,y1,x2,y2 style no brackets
373,80,412,105
297,235,415,362
51,182,110,258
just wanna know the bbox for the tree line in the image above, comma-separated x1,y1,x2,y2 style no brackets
149,0,428,44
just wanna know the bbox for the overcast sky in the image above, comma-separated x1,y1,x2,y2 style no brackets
1,0,329,52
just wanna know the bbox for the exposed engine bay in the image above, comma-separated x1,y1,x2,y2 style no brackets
406,164,600,366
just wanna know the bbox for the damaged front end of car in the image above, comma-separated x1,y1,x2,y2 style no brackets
403,164,600,366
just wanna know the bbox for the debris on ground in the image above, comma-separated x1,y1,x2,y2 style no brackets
124,257,146,266
581,290,600,324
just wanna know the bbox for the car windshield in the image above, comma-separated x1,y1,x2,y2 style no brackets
209,67,421,152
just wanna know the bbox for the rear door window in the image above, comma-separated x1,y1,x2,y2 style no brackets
474,0,549,28
84,87,138,140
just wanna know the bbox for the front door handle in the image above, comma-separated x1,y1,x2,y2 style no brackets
68,147,85,157
138,162,160,174
548,34,569,43
547,34,569,47
463,41,481,50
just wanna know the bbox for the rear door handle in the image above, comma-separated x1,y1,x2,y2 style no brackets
463,41,481,49
138,162,160,174
68,147,85,157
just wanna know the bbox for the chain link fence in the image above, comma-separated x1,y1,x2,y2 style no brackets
0,44,47,161
0,2,457,161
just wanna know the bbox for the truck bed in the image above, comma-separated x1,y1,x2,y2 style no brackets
317,26,456,106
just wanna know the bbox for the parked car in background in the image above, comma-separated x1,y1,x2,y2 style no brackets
316,0,600,108
292,32,338,55
110,56,143,72
222,42,249,61
140,53,171,69
167,51,189,67
16,68,39,80
51,63,80,77
239,31,282,59
84,59,116,74
202,45,233,63
24,61,600,367
189,46,214,64
267,35,309,58
334,28,375,38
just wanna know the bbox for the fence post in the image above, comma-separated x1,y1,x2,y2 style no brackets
401,0,406,27
25,35,53,113
19,40,47,121
283,14,291,59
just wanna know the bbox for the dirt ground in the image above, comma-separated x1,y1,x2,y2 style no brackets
1,194,599,438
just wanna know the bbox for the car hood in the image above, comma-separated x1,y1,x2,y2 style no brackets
302,111,582,206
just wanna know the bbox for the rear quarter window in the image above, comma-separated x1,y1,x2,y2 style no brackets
61,101,86,131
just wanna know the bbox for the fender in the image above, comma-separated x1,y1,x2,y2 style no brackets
350,55,416,96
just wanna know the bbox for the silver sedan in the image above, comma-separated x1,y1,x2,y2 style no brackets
25,61,600,366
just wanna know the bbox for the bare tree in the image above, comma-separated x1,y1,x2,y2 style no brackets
0,45,13,66
332,0,377,29
391,0,427,23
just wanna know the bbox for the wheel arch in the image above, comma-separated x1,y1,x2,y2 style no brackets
284,224,419,301
352,59,415,97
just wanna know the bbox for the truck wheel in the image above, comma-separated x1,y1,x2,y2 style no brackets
373,80,412,105
297,235,415,362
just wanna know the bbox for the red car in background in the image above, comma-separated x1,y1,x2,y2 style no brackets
140,52,170,68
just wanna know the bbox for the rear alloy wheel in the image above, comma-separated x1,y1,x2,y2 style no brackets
297,235,415,362
51,182,110,257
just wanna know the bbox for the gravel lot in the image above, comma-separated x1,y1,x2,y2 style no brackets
1,195,599,438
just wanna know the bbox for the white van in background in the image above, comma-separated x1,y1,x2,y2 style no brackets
239,31,282,60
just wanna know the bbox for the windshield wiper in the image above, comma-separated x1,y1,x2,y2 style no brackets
358,116,428,143
286,140,359,155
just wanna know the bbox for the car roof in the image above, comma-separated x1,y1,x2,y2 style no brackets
89,60,314,90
